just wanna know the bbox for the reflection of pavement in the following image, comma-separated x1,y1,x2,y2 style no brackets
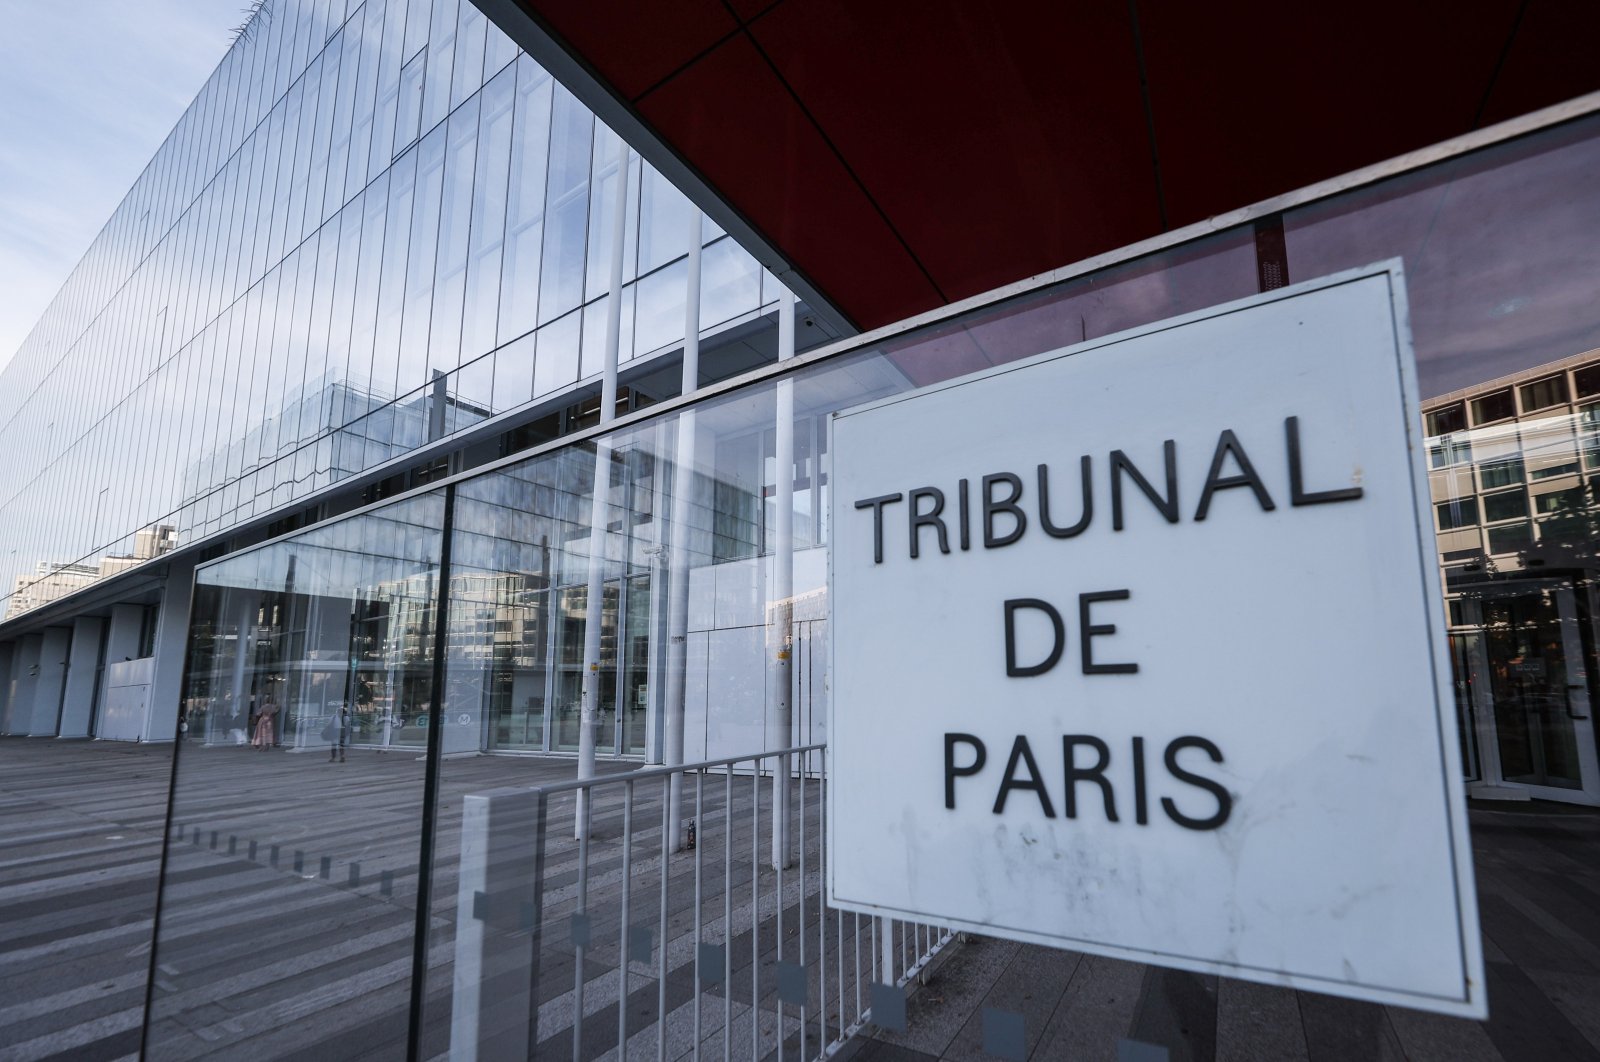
0,738,636,1059
6,738,1600,1060
838,800,1600,1062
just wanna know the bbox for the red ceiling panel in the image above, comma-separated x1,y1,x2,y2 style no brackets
749,0,1163,306
530,0,737,100
724,0,781,24
1478,0,1600,127
1136,1,1522,228
510,0,1599,332
637,34,944,329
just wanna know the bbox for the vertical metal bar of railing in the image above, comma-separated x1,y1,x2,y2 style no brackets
879,916,893,993
574,790,592,1062
495,745,953,1062
694,769,704,1060
658,775,671,1062
853,913,862,1028
799,757,808,1060
819,747,829,1047
868,919,877,994
528,790,551,1055
620,780,635,1059
750,762,760,1062
723,768,733,1062
776,758,785,1061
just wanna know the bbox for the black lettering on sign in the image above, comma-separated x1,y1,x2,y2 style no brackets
1063,735,1118,822
1078,590,1138,675
993,736,1056,817
854,493,903,564
1038,457,1093,538
944,733,986,809
1004,598,1065,677
1286,416,1363,506
1194,429,1275,520
908,486,949,558
1162,736,1233,830
982,473,1027,548
1110,441,1179,529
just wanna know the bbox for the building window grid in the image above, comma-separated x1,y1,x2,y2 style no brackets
1430,360,1600,563
1,2,748,614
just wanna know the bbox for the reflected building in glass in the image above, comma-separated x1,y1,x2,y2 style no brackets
1,0,1600,1057
1424,350,1600,804
0,0,817,745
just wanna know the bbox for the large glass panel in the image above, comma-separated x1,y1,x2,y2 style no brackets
147,490,446,1058
699,236,761,328
416,115,1600,1061
536,85,592,324
427,96,481,379
636,162,692,275
495,56,553,344
397,124,446,402
459,62,514,366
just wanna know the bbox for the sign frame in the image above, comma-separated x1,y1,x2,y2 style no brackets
825,261,1485,1018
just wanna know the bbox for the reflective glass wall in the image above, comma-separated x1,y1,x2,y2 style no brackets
0,0,779,622
148,489,446,1058
151,112,1600,1058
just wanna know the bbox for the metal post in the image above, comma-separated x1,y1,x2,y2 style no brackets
657,775,671,1062
619,780,634,1059
663,208,703,851
750,764,760,1061
573,788,593,1062
693,768,705,1058
722,768,733,1062
879,917,894,990
406,483,456,1062
576,131,630,839
769,288,796,870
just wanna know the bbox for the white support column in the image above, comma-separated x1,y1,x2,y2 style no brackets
29,627,73,736
8,635,42,736
0,642,16,734
662,207,704,852
58,617,105,738
449,786,543,1059
576,131,631,839
96,603,145,738
145,556,198,743
227,594,255,741
769,288,796,869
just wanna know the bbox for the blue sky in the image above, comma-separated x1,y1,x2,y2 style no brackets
0,1,240,370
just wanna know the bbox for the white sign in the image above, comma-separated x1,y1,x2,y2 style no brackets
827,265,1484,1017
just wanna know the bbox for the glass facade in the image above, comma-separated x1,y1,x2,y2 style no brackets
0,0,781,622
143,109,1600,1057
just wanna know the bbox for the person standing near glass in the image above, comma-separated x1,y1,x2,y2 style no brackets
324,703,349,762
252,696,280,750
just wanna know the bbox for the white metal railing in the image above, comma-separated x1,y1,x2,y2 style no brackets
449,744,954,1060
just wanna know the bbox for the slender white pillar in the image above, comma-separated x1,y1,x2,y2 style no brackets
145,555,198,743
96,603,145,736
662,208,703,852
0,642,14,734
30,627,73,736
769,289,796,869
58,617,105,738
9,635,42,736
576,132,631,839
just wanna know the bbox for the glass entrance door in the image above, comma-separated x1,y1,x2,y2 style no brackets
1455,581,1600,804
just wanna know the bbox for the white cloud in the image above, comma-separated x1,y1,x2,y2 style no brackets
0,0,241,370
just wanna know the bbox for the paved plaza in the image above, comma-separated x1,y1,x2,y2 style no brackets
3,739,1599,1061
